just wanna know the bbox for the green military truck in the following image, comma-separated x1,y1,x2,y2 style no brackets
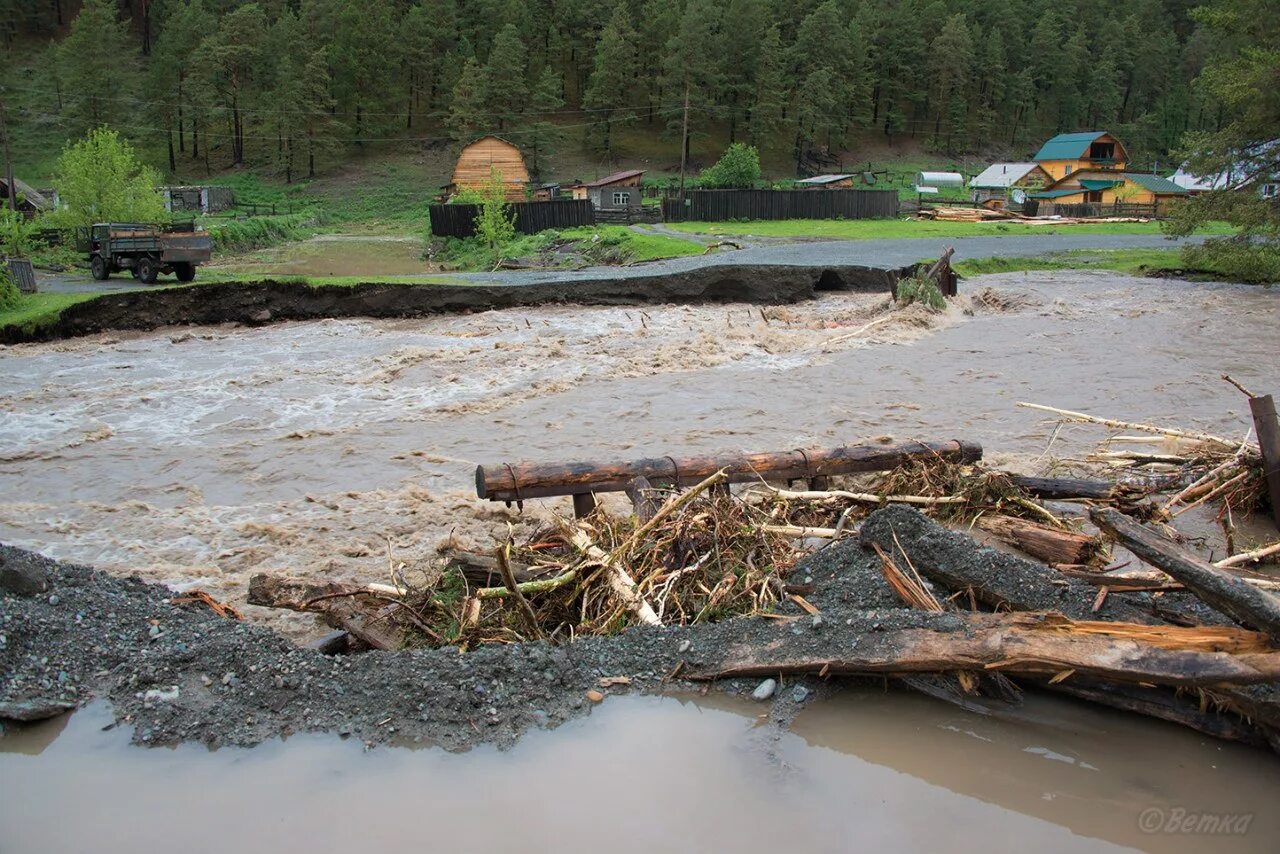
84,222,213,283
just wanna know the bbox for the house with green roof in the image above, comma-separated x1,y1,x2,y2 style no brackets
1028,131,1188,213
1033,131,1130,181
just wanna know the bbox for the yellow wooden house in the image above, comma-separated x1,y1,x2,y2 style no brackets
444,135,530,201
1033,131,1129,181
1029,131,1188,211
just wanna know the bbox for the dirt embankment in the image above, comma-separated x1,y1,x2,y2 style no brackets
4,263,913,345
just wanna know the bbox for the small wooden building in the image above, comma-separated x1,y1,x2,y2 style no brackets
968,162,1051,208
0,177,54,219
796,174,856,189
445,135,530,201
581,169,645,210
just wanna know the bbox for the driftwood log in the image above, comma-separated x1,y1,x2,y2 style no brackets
247,575,400,650
689,611,1280,688
475,439,982,501
1250,394,1280,530
977,514,1102,566
1091,507,1280,640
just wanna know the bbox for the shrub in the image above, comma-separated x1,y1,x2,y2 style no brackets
0,266,20,312
895,273,946,310
698,143,762,189
1182,239,1280,285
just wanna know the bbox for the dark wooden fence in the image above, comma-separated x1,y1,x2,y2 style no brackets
661,189,899,222
429,200,595,238
1024,200,1163,219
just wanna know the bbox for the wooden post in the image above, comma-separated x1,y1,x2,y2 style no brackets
1249,394,1280,531
572,491,597,519
677,83,690,202
0,95,15,214
625,476,661,524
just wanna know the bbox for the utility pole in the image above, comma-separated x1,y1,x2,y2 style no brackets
678,83,690,202
0,93,15,214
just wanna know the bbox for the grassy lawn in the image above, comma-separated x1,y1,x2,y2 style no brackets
953,248,1242,279
665,219,1235,240
438,225,703,270
0,292,100,336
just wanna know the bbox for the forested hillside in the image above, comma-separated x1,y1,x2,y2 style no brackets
0,0,1231,182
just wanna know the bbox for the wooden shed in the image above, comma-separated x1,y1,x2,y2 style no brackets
0,177,54,219
445,136,530,201
796,174,856,189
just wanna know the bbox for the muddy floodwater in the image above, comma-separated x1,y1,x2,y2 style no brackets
3,269,1280,851
1,270,1278,637
2,692,1278,854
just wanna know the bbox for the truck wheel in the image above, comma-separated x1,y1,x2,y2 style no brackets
174,262,196,283
137,256,159,284
130,266,142,279
91,255,110,280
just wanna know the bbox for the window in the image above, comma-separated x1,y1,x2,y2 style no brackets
1064,165,1072,177
1261,184,1279,199
612,191,630,206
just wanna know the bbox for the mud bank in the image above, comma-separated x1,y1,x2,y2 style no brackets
2,262,909,344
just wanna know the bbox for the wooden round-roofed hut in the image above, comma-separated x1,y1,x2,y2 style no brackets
445,136,530,201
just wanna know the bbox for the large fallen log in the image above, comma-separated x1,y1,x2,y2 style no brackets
977,514,1102,566
1091,507,1280,640
1005,474,1132,501
475,439,982,501
689,610,1280,688
857,504,1280,740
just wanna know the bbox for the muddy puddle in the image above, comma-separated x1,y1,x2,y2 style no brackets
1,270,1278,640
214,234,438,278
2,692,1277,854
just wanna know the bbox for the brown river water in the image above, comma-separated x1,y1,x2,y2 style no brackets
2,692,1278,854
2,270,1279,848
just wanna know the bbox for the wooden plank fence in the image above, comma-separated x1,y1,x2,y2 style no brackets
429,200,595,238
1024,200,1163,219
661,189,898,223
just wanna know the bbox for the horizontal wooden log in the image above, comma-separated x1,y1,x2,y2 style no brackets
1006,474,1122,501
977,514,1101,566
1091,507,1280,640
689,611,1280,688
476,439,983,501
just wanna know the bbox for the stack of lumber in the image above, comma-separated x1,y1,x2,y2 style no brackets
917,206,1016,222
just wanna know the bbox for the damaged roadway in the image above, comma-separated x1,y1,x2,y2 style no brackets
4,504,1276,751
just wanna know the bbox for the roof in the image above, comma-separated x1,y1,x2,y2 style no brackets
1169,139,1280,192
1121,172,1189,195
1079,179,1121,191
583,169,645,188
1034,132,1109,161
797,174,854,185
0,177,52,211
1030,188,1087,199
969,163,1043,188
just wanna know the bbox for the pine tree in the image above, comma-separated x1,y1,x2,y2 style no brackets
56,0,140,131
662,0,724,158
484,24,529,130
583,3,639,155
194,3,266,166
330,0,401,141
927,13,975,152
148,0,213,165
748,24,786,146
448,57,490,142
524,66,564,178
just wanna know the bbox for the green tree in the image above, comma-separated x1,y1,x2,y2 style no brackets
698,143,761,188
663,0,724,160
523,66,564,178
448,57,490,142
148,0,214,171
473,166,517,253
583,3,639,155
748,24,786,146
56,0,139,131
1166,0,1280,282
330,0,401,141
485,24,529,130
47,128,167,228
195,3,266,165
927,13,975,152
